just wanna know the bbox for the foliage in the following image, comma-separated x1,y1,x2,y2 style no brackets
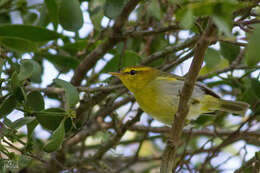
0,0,260,172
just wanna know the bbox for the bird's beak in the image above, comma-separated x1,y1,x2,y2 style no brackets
109,72,121,77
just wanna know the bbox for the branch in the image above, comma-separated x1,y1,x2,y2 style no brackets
160,18,217,173
69,125,260,152
141,36,198,65
73,135,162,152
125,24,180,37
234,155,260,173
162,50,194,71
71,0,141,86
200,113,257,170
235,18,260,26
92,109,142,160
198,65,260,80
129,125,260,138
2,139,48,165
1,85,123,94
218,38,247,47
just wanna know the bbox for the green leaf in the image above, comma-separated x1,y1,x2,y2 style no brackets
147,0,162,20
10,72,20,90
0,24,60,42
30,60,42,83
0,95,16,118
3,117,13,127
36,108,65,131
38,5,50,27
213,15,232,37
255,151,260,160
26,91,45,112
124,50,143,66
0,36,37,52
241,88,257,106
191,2,214,17
18,155,31,169
243,167,253,173
149,34,168,54
17,60,34,81
192,114,214,127
180,9,194,29
212,1,240,37
169,0,181,5
220,41,240,63
54,79,79,110
0,13,10,24
27,119,38,139
10,117,36,130
43,119,65,152
102,50,142,73
61,40,88,56
251,78,260,99
246,24,260,66
13,87,26,103
104,0,126,19
200,58,229,75
0,57,5,75
40,53,79,70
59,0,83,31
44,0,59,29
204,48,221,68
89,0,104,31
23,12,38,25
0,0,11,7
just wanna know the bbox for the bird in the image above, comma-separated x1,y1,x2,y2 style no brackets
109,66,249,125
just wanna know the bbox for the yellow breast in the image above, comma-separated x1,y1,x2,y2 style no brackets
133,83,178,125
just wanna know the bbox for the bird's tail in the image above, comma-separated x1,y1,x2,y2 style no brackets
202,95,249,115
219,99,249,115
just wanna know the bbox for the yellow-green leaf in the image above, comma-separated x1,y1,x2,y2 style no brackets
43,119,65,152
246,24,260,66
54,79,79,110
59,0,83,31
0,24,60,42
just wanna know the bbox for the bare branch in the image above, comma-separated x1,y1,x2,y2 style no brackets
198,65,260,80
129,125,260,138
234,155,260,173
160,18,217,173
14,85,123,94
92,109,142,160
125,24,180,37
142,36,198,65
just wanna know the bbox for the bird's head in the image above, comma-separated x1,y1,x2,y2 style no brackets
109,66,159,92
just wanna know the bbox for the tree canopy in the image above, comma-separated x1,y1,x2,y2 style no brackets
0,0,260,172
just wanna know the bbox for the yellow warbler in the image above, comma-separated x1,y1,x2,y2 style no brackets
109,66,249,125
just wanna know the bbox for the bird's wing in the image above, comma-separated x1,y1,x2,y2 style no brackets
155,72,220,98
195,82,220,98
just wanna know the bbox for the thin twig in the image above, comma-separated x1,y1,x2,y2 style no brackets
92,109,142,160
1,85,124,94
3,139,48,165
142,36,198,65
125,24,180,37
198,65,260,80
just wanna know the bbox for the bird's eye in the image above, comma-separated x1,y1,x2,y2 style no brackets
130,70,137,75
